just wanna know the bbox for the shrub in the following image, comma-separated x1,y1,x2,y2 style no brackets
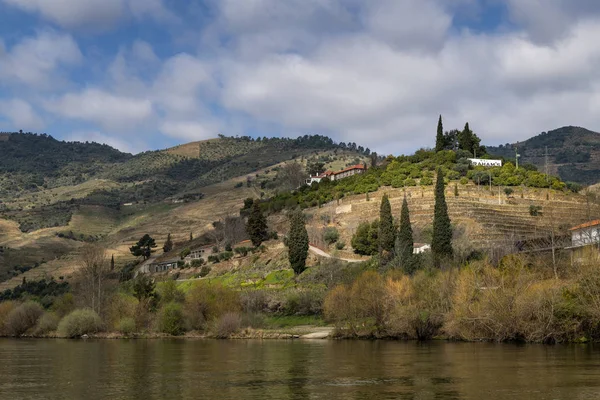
335,242,346,250
234,247,249,257
158,280,185,304
323,227,340,245
420,177,433,186
240,290,269,313
225,243,232,252
57,309,103,338
0,301,17,335
199,265,211,277
208,255,220,264
5,301,44,336
529,205,543,216
157,302,186,336
213,312,242,338
219,251,234,261
191,258,205,267
504,188,514,196
116,317,136,336
35,312,60,335
184,283,241,331
283,289,325,316
459,177,469,185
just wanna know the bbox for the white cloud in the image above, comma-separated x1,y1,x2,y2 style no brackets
159,120,222,141
1,0,176,30
63,131,139,153
0,99,44,130
0,30,81,87
45,88,153,130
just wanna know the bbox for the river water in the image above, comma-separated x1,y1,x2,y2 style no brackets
1,339,600,399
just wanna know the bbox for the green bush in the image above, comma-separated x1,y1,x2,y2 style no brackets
420,176,433,186
5,301,44,336
323,227,340,245
459,177,469,185
404,178,417,187
529,205,543,216
335,242,346,250
57,309,103,338
35,312,60,335
157,302,186,336
208,255,220,264
116,317,136,336
191,258,205,267
351,220,379,256
219,251,234,261
199,266,211,277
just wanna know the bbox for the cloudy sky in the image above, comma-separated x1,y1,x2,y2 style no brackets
0,0,599,154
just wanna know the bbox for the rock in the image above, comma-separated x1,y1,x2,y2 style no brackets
292,335,300,339
81,334,89,339
300,331,331,339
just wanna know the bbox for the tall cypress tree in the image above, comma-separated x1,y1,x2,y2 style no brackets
432,168,453,266
458,122,474,155
379,194,395,254
110,254,115,271
435,115,444,152
163,233,173,253
287,210,309,275
246,202,269,247
396,196,414,270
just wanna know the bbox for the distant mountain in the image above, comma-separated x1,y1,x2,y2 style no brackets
487,126,600,185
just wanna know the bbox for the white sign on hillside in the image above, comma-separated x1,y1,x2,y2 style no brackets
468,158,502,167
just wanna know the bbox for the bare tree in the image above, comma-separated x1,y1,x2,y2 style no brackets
277,162,307,189
78,244,109,315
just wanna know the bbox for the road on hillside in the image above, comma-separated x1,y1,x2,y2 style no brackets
308,245,364,263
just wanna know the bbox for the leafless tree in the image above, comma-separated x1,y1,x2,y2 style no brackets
277,162,307,189
77,244,109,315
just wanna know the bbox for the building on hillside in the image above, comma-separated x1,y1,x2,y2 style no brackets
184,245,217,263
567,220,600,263
468,158,502,167
306,164,366,185
148,258,180,273
413,243,431,254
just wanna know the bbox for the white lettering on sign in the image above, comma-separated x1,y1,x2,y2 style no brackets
468,158,502,167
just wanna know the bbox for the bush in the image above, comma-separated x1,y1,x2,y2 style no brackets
225,243,232,252
191,258,205,267
35,312,60,335
283,289,325,316
323,227,340,245
219,251,234,261
504,188,514,196
184,282,241,331
199,265,212,277
335,242,346,250
420,177,433,186
0,301,17,335
213,312,242,338
57,309,103,338
157,302,186,336
208,255,220,264
5,301,44,336
459,177,469,185
529,205,543,216
234,247,250,257
116,317,136,336
240,290,269,313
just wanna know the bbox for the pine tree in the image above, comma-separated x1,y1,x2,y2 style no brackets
246,202,269,247
163,233,173,253
435,115,444,152
379,194,395,254
287,210,309,275
396,197,414,270
432,168,453,266
130,234,157,260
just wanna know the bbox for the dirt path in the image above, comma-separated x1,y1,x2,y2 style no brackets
308,245,364,263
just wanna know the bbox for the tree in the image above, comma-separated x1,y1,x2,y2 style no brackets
435,115,444,152
78,244,109,315
246,202,269,247
163,233,173,253
351,220,379,256
278,162,307,189
457,122,485,156
189,232,193,241
130,234,157,260
307,160,326,176
432,168,453,266
396,197,414,272
110,254,115,271
287,210,309,275
379,194,395,255
370,152,379,168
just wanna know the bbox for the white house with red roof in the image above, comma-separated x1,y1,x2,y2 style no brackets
306,164,366,185
568,219,600,263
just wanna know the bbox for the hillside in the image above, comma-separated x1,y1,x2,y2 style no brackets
487,126,600,185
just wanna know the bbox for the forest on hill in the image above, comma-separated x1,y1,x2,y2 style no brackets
487,126,600,185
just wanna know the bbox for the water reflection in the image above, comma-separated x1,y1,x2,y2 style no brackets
1,339,600,399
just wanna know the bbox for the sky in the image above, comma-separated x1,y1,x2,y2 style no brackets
1,0,600,155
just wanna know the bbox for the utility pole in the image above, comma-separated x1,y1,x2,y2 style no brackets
515,146,520,170
545,146,549,183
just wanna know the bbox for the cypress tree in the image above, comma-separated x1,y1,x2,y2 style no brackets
435,115,444,152
432,168,453,266
110,254,115,271
163,233,173,253
287,210,309,275
379,194,395,254
246,202,269,247
189,232,193,241
396,197,414,270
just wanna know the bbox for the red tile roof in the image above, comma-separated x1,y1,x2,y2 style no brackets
332,164,366,175
570,219,600,231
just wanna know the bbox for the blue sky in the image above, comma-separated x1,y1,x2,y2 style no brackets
1,0,599,154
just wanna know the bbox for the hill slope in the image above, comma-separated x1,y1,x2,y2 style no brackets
487,126,600,185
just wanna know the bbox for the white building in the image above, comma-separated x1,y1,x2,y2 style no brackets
306,164,366,185
413,243,431,254
468,158,503,167
568,220,600,263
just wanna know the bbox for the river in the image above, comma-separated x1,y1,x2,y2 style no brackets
1,339,599,399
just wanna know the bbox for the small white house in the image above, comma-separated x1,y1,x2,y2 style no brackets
413,243,431,254
468,158,502,167
568,220,600,263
